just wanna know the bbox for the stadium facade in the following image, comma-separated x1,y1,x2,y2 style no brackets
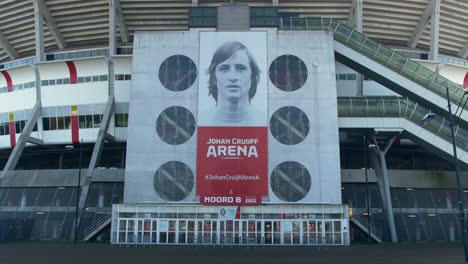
0,0,468,245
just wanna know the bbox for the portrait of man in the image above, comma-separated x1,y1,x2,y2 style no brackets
198,32,267,127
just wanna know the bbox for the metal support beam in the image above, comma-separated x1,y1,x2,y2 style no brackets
408,0,439,48
347,0,362,30
370,134,399,243
1,65,42,179
429,0,440,61
75,59,115,239
109,0,117,56
33,0,44,62
114,0,129,44
354,0,363,32
347,0,356,28
0,103,42,179
34,0,66,50
347,0,364,95
0,31,18,60
459,43,468,59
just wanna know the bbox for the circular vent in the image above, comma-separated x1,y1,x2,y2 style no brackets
269,55,308,91
159,55,197,91
154,161,194,201
270,161,311,202
270,106,310,145
156,106,196,145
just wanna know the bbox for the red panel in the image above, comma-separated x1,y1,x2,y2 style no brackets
1,71,13,92
71,115,79,144
196,126,268,206
66,61,77,84
9,121,15,148
464,72,468,89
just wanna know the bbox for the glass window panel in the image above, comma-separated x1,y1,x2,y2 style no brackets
50,117,57,130
86,115,93,128
57,116,65,130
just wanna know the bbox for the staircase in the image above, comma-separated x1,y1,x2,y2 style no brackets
350,213,383,243
82,213,112,241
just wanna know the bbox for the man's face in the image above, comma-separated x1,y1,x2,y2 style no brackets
215,50,252,104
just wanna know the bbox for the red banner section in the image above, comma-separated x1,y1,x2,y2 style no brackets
196,126,268,206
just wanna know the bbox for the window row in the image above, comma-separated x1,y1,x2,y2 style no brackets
41,75,108,86
0,120,38,135
336,73,357,81
115,74,131,81
1,113,127,134
42,114,103,131
0,81,36,94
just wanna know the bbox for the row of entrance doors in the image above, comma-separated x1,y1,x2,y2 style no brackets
114,219,348,245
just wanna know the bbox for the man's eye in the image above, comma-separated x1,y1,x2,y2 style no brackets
218,65,229,72
236,65,247,71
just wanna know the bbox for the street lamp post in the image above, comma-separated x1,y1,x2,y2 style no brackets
363,136,371,245
74,140,83,243
444,84,468,263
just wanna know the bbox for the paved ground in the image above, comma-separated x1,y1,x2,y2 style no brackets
0,242,465,264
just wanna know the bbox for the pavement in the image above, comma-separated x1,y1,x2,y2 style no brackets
0,241,465,264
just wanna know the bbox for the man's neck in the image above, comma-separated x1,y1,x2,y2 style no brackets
217,99,250,122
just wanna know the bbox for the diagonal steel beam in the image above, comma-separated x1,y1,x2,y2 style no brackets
74,58,115,240
0,31,18,60
114,0,129,44
0,65,42,179
407,0,439,48
34,0,67,49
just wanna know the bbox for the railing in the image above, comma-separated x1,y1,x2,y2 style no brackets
81,213,112,240
280,17,467,115
337,96,468,157
352,213,383,240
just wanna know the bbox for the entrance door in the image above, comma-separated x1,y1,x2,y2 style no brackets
220,220,233,245
178,220,187,244
264,221,273,244
187,221,195,244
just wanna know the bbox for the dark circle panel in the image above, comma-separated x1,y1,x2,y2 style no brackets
154,161,194,201
156,106,196,145
270,106,310,145
159,55,197,91
269,55,308,91
270,161,311,202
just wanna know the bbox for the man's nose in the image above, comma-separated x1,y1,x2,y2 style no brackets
227,71,239,82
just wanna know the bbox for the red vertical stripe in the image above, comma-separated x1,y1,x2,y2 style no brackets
9,121,15,148
464,72,468,89
71,115,79,144
66,61,77,84
1,71,13,92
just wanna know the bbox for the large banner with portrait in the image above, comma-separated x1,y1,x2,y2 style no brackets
197,32,268,205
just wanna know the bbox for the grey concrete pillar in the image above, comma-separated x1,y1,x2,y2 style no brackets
33,0,44,62
429,0,440,61
109,0,117,57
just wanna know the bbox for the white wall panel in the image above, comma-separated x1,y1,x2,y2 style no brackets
41,83,108,107
0,89,36,113
74,58,108,76
7,66,35,84
37,62,69,80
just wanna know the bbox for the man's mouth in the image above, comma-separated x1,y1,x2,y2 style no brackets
226,85,240,89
